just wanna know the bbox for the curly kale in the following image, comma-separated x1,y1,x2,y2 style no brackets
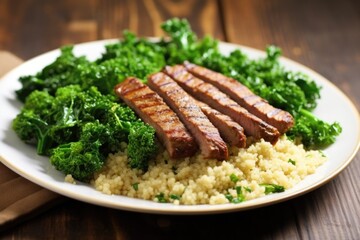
161,18,219,65
50,140,104,181
287,109,342,149
12,90,56,155
16,36,165,101
16,46,90,101
127,122,159,170
13,85,159,181
12,110,53,155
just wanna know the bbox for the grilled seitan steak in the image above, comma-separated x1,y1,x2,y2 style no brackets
148,72,228,160
114,77,198,158
195,99,246,148
184,61,294,134
163,65,280,144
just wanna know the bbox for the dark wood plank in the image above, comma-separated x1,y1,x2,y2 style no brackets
97,0,225,39
0,0,225,60
0,0,98,59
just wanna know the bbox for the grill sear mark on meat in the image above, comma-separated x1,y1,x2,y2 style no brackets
148,72,229,160
114,77,198,158
184,61,294,134
163,65,280,144
195,100,246,148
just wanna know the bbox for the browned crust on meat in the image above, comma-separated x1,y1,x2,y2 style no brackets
163,65,280,144
195,100,246,148
183,61,294,134
114,77,198,158
148,72,228,160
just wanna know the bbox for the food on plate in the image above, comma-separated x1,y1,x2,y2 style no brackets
148,72,228,160
92,138,327,205
184,61,294,134
12,18,342,205
114,77,197,158
163,65,280,144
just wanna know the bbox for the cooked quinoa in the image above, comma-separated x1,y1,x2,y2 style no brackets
91,137,327,205
64,174,76,184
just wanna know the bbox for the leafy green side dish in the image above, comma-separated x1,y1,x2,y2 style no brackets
12,18,342,181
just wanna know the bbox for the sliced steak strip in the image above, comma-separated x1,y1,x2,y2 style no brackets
114,77,198,158
195,100,246,148
184,62,294,134
163,65,280,144
148,72,228,160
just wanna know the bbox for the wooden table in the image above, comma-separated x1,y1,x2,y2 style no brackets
1,0,359,239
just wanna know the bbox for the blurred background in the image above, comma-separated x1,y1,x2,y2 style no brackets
0,0,359,239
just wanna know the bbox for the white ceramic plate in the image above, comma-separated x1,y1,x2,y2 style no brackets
0,40,359,214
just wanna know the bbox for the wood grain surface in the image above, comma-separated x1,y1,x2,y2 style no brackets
0,0,359,239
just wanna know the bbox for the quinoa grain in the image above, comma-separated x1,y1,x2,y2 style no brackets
91,137,326,205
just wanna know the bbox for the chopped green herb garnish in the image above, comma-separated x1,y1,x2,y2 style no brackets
230,173,239,183
244,187,252,193
225,194,233,202
155,192,168,203
236,186,245,202
226,194,244,204
235,186,242,195
225,194,243,203
288,159,296,165
132,182,139,191
170,194,181,200
225,186,245,204
260,184,285,194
